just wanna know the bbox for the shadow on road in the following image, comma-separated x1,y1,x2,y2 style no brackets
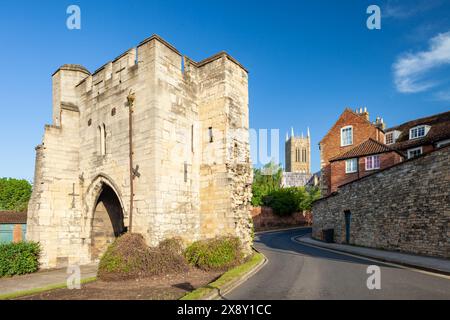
256,228,398,269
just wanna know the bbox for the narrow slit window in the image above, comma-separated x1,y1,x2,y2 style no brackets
99,124,106,156
98,126,102,154
191,125,194,153
208,127,214,143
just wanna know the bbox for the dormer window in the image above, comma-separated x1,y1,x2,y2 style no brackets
341,126,353,147
409,125,430,140
385,132,394,145
385,130,401,145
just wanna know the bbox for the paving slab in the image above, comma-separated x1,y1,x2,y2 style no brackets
0,264,98,296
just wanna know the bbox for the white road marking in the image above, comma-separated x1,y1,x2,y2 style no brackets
291,235,450,281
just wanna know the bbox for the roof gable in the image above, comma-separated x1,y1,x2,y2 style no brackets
319,108,381,144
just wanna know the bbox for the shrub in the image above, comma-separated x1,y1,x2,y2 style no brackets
0,242,40,277
263,187,321,217
263,188,299,216
0,178,32,212
98,234,188,281
158,237,184,256
185,237,243,271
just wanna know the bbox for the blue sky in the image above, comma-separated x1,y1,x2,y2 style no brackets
1,0,450,181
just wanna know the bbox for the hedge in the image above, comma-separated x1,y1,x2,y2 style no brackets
0,242,41,277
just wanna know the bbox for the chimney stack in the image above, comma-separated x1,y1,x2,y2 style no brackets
361,107,370,121
373,116,386,130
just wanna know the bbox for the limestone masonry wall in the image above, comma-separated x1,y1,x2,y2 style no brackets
312,146,450,259
27,35,253,268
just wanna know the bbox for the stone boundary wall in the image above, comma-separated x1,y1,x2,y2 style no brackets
251,207,312,231
312,146,450,259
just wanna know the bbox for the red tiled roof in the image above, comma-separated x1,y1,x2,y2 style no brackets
330,138,400,161
387,110,450,150
0,211,27,224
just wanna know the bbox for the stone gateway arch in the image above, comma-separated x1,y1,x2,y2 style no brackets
27,35,253,268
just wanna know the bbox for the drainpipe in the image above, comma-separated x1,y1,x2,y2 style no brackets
127,90,136,233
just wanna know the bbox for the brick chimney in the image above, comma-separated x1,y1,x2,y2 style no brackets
355,107,370,121
373,116,386,130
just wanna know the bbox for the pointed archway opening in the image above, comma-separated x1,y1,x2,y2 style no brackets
91,184,126,260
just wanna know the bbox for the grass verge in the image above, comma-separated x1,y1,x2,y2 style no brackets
181,252,264,300
0,277,97,300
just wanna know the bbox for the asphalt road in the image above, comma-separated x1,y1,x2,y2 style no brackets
225,228,450,300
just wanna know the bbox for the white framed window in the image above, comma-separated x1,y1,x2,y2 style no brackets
345,158,358,173
341,126,353,147
409,125,429,140
385,130,400,145
365,155,380,171
385,132,394,145
408,147,422,159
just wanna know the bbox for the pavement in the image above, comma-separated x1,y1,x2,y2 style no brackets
225,228,450,300
0,263,98,296
298,235,450,275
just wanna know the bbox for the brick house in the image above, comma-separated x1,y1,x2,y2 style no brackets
319,108,385,195
328,139,404,193
319,109,450,195
385,110,450,159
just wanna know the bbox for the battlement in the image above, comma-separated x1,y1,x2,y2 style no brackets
58,34,248,94
52,34,249,126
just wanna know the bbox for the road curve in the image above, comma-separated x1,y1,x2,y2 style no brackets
225,228,450,300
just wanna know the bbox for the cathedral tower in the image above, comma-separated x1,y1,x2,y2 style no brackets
285,127,311,174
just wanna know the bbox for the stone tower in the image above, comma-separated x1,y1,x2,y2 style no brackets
27,35,253,268
285,127,311,174
282,127,312,188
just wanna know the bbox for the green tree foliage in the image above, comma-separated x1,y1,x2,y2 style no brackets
264,187,321,216
251,162,321,216
251,162,283,206
0,178,32,212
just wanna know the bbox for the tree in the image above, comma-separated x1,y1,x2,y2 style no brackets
251,162,283,206
0,178,32,212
